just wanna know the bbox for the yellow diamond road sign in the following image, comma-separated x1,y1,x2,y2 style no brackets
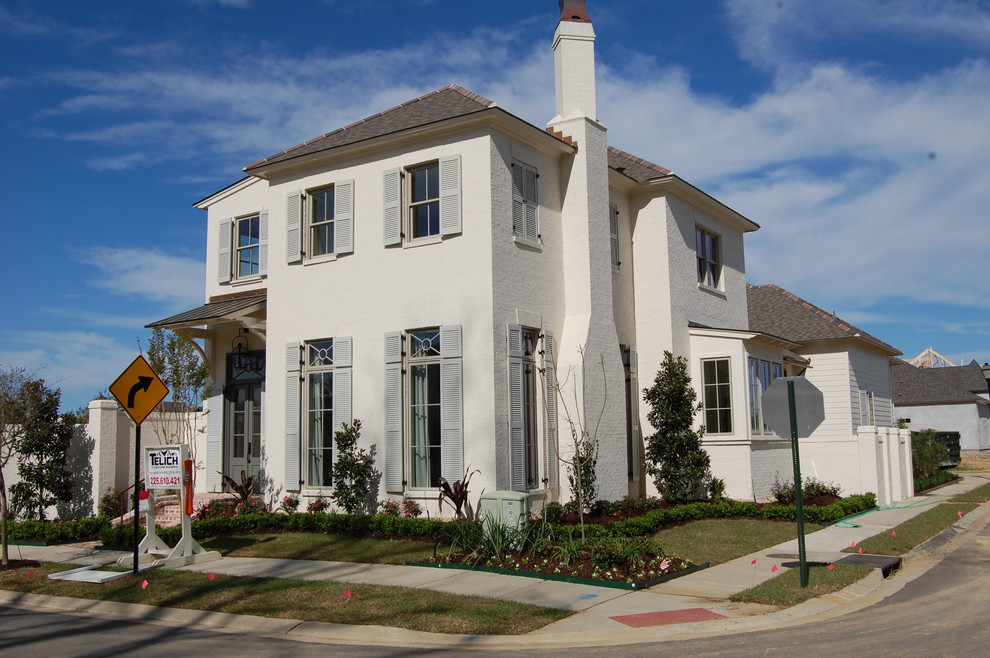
110,355,169,425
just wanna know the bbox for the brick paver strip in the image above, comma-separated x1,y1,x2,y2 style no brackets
610,607,728,628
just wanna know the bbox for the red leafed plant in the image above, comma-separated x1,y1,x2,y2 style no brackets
437,468,479,520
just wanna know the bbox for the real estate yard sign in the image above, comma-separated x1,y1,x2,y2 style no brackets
146,445,183,489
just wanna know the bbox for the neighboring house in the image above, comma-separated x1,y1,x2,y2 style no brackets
892,360,990,451
147,1,905,510
746,284,908,499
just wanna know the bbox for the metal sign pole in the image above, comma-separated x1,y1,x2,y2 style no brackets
787,380,809,587
133,423,141,575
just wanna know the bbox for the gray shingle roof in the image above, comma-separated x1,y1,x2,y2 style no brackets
892,360,990,406
147,293,266,328
747,284,900,355
245,85,497,171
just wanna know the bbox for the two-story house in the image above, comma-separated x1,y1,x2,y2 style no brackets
149,1,904,509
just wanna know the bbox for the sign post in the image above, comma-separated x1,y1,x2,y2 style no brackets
762,377,825,587
109,355,169,574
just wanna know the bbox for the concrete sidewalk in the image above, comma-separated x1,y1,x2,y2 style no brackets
4,472,989,648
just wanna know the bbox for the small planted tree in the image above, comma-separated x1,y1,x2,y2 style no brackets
554,349,606,540
643,351,711,502
9,379,75,521
330,420,376,513
145,328,210,463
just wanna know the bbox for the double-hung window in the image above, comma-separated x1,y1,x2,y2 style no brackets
283,337,352,491
383,155,461,246
508,326,557,491
218,212,268,284
286,180,354,264
512,161,539,243
702,358,732,434
696,226,721,288
384,325,463,493
748,358,783,434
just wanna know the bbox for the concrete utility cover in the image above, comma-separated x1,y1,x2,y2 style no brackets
761,377,825,439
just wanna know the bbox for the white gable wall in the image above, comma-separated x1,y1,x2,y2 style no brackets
899,403,990,451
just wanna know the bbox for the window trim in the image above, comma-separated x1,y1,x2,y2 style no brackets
307,185,336,262
383,155,461,247
748,357,783,436
304,340,335,489
407,162,441,243
702,357,732,435
219,212,268,284
696,225,722,290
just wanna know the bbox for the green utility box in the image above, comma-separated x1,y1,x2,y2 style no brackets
478,490,529,532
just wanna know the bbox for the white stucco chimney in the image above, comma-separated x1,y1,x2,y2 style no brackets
552,0,597,122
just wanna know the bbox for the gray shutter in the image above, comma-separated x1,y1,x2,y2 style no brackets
258,210,269,276
440,324,463,482
628,349,642,482
512,164,524,236
218,218,231,284
335,179,354,255
285,342,302,490
609,205,620,269
332,336,353,471
543,331,558,487
383,168,402,246
384,332,404,492
286,191,302,264
439,154,461,236
523,165,538,241
507,325,525,491
205,393,223,491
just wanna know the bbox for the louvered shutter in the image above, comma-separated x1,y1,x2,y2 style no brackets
440,324,463,482
284,343,302,490
384,332,404,492
218,218,232,283
383,168,402,246
628,349,642,482
609,205,620,269
523,165,538,241
335,179,354,254
332,343,353,473
286,191,302,264
507,325,525,491
205,393,223,491
258,210,269,276
512,165,524,236
439,155,461,236
543,331,558,487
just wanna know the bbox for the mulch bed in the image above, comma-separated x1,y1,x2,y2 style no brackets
0,559,41,572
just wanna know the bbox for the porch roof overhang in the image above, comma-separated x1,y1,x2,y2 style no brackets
146,292,267,335
688,323,801,351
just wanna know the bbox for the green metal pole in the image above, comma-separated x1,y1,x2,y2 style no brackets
788,380,809,587
133,423,141,575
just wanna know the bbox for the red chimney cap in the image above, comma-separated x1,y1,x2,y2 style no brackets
559,0,592,23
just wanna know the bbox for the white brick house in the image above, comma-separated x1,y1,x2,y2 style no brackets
149,1,905,509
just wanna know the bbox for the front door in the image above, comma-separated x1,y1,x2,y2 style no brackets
227,382,262,487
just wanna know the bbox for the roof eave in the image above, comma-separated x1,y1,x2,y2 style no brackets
639,175,760,233
244,106,575,180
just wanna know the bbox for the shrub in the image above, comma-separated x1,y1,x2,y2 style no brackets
97,489,122,518
306,494,329,514
590,499,615,517
101,522,145,550
912,429,947,479
402,498,423,518
195,498,234,521
330,420,377,513
771,475,842,504
542,501,565,523
279,493,300,514
378,499,401,516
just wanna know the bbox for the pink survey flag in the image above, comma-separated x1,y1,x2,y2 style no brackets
208,572,216,581
827,563,835,571
26,570,33,578
892,530,897,537
771,564,779,573
141,580,149,590
751,559,758,565
858,547,863,554
958,510,964,519
342,590,353,599
851,540,857,547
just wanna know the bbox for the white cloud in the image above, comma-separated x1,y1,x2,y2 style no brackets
74,246,204,309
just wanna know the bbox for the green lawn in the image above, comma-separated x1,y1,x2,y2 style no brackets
0,562,568,635
843,503,978,555
730,563,873,606
201,532,440,564
656,518,823,565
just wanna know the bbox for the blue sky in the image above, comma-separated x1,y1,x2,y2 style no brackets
2,0,988,411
